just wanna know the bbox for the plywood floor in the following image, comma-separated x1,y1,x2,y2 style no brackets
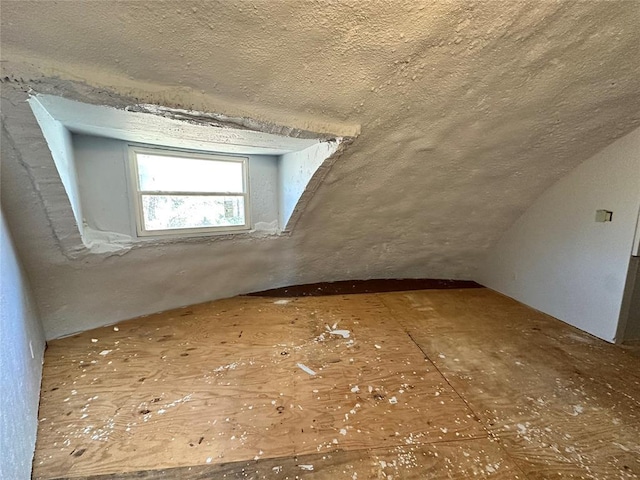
33,289,640,479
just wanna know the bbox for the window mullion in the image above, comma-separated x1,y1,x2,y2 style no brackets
138,191,245,197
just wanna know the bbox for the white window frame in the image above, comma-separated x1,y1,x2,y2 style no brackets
128,146,250,237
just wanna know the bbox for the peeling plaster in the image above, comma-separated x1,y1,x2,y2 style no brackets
1,1,640,338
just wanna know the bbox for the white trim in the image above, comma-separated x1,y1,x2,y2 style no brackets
632,206,640,257
128,145,251,237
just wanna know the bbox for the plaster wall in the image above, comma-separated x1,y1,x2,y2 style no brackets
2,1,640,340
30,97,84,236
279,141,340,230
73,134,279,244
74,135,133,236
478,127,640,342
0,210,46,480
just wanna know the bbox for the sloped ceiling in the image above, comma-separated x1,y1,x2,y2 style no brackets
1,1,639,339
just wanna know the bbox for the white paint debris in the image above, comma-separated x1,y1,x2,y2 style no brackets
272,466,282,473
91,338,98,343
273,299,290,305
214,362,238,372
374,344,382,349
571,404,584,416
297,363,316,376
340,428,347,435
113,326,119,331
164,394,193,409
206,457,212,463
613,442,630,452
389,396,398,405
351,385,360,393
330,329,350,338
99,350,112,356
299,464,314,471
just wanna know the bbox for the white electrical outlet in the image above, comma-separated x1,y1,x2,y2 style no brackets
595,210,613,222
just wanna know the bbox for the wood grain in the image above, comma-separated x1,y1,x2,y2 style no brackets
33,289,640,479
46,438,524,479
379,289,640,479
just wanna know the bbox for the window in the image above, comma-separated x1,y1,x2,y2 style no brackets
129,147,249,236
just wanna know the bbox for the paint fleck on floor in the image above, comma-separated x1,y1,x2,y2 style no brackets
33,289,640,479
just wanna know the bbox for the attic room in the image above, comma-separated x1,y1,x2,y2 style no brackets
1,1,639,479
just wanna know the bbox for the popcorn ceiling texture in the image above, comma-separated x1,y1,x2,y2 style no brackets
1,1,640,338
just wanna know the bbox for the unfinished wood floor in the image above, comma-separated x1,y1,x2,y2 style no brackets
33,288,640,479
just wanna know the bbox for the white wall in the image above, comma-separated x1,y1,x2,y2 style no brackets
278,141,340,230
74,135,133,236
479,127,640,342
29,97,84,236
72,134,280,249
0,210,46,480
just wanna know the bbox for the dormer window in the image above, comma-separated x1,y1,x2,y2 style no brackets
28,94,352,253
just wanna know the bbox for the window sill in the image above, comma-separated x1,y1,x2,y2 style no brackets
81,221,281,255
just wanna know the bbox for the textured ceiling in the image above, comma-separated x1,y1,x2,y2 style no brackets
1,1,640,338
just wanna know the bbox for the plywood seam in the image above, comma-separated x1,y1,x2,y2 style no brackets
376,293,534,480
402,328,533,480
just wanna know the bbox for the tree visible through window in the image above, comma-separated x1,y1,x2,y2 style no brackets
130,147,249,236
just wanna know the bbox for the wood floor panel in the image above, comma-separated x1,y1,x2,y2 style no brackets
34,294,486,478
380,290,640,479
494,422,640,479
34,289,640,479
46,437,524,479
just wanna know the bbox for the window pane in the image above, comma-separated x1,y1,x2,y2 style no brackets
141,195,245,231
136,153,244,193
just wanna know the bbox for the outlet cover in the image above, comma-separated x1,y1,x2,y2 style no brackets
595,210,613,222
